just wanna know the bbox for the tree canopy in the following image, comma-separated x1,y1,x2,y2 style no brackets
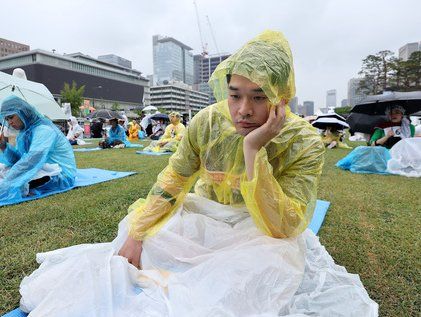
60,81,85,116
358,50,421,94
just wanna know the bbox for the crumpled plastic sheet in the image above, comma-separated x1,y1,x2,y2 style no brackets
336,146,391,174
387,138,421,177
19,194,378,317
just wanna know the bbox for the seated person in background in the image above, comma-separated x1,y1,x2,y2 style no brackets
128,120,140,140
322,126,351,149
149,119,165,140
99,118,128,149
370,105,415,149
66,116,85,145
144,112,185,152
90,119,104,138
0,96,76,202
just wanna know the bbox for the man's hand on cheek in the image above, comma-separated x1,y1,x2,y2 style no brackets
244,100,286,151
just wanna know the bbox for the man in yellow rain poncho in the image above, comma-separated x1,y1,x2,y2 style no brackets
144,112,186,152
20,30,378,316
121,30,325,256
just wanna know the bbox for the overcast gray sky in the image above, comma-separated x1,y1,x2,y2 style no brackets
1,0,420,109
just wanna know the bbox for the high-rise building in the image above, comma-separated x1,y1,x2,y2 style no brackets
98,54,132,69
150,81,208,114
289,96,298,113
193,53,230,104
347,78,366,107
341,99,348,107
0,38,29,57
303,101,314,116
153,35,194,85
326,89,337,108
398,42,420,61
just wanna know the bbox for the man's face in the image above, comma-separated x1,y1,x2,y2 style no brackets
227,74,270,136
390,109,403,123
5,114,24,130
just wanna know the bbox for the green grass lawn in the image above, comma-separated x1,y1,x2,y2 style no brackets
0,141,420,316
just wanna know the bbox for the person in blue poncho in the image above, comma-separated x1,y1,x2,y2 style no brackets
0,96,76,203
99,117,129,149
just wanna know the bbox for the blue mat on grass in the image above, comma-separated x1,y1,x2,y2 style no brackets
309,199,330,235
0,168,137,207
2,199,330,317
74,144,143,152
2,309,26,317
136,150,172,156
73,147,103,152
126,143,144,148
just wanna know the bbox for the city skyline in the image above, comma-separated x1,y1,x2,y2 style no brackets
0,0,420,109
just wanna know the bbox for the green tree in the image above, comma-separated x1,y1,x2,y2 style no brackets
358,50,395,94
334,106,352,116
407,51,421,89
389,57,411,90
60,81,85,115
111,102,120,111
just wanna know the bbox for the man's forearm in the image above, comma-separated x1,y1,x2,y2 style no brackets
244,142,259,180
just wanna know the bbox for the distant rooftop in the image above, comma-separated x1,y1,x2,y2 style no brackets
154,35,193,51
0,49,147,81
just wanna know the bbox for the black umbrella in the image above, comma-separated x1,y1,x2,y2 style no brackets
88,109,123,120
346,113,388,135
351,91,421,115
150,113,169,121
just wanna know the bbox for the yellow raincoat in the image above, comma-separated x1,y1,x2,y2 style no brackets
128,30,324,241
144,116,186,153
322,129,351,149
128,121,140,140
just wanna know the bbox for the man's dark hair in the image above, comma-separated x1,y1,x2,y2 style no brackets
226,74,231,84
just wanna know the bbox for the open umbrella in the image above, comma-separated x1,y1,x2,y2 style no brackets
0,71,66,120
150,113,169,121
351,91,421,115
312,117,349,130
88,109,122,120
142,105,158,112
316,113,347,122
346,113,388,135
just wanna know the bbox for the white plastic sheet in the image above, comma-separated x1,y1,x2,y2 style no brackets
20,194,378,317
387,138,421,177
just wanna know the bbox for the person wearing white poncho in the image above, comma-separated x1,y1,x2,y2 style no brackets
19,30,378,316
66,116,85,145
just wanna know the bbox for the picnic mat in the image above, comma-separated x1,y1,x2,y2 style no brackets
308,199,330,235
73,147,103,152
136,150,172,156
0,168,137,207
74,144,144,152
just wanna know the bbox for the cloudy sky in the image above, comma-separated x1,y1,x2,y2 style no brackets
1,0,420,109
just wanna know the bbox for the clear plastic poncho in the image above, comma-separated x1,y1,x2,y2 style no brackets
0,96,76,202
66,116,84,142
128,30,324,241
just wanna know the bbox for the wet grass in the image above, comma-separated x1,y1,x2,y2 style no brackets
0,141,419,316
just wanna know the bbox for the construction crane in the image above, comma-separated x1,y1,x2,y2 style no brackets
193,0,208,57
206,15,220,56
